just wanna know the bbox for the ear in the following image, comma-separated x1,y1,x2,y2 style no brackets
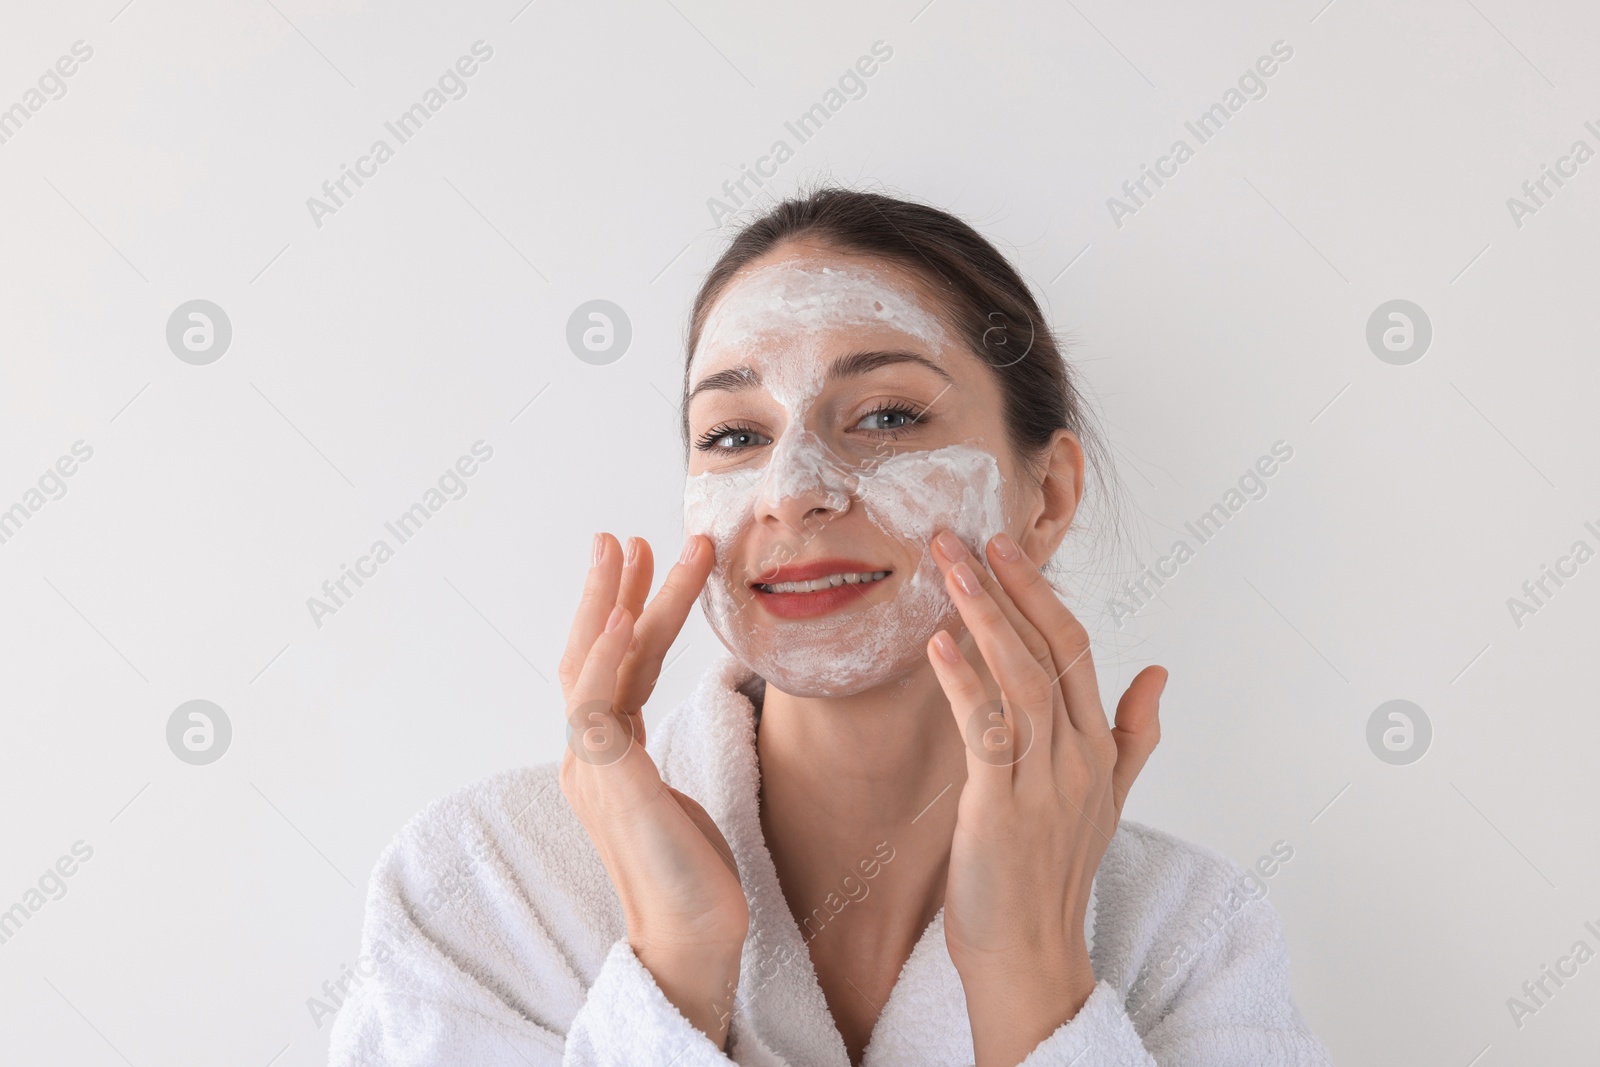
1016,429,1084,563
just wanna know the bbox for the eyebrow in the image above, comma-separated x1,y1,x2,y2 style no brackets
686,349,954,407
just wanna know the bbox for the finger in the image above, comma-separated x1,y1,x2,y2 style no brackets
568,605,651,785
616,535,716,712
931,549,1055,769
927,629,1016,794
934,530,1067,794
617,537,654,620
984,531,1111,737
932,530,1054,678
1110,665,1166,813
559,532,624,698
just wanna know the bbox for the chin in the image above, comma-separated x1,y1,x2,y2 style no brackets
739,653,926,700
767,664,918,700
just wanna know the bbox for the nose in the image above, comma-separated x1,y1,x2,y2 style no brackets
753,427,853,534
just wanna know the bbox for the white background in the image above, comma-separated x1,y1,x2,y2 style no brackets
2,0,1597,1063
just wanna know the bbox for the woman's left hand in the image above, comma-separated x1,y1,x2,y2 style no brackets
924,527,1167,1067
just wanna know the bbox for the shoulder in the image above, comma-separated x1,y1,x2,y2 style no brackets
1092,820,1320,1044
1098,818,1285,908
1094,819,1298,985
377,762,567,882
367,761,623,976
380,757,615,896
327,764,617,1053
369,656,742,950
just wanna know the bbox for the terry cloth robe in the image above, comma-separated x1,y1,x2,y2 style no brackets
327,653,1333,1066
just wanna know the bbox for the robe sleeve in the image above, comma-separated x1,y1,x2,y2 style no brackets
1008,856,1331,1066
561,940,749,1065
325,770,755,1067
327,925,752,1066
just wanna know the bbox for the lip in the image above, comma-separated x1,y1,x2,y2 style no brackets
746,557,894,620
750,557,885,585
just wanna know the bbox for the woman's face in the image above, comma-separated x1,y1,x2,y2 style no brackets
683,242,1036,698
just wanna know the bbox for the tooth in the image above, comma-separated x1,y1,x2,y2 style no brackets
755,571,894,593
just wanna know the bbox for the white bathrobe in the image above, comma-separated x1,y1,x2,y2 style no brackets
327,654,1332,1065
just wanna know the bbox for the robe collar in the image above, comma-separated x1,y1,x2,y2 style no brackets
650,652,1098,1066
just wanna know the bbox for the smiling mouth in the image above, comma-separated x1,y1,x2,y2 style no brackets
752,570,891,594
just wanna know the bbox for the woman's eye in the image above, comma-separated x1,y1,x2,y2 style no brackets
705,428,772,450
856,409,917,432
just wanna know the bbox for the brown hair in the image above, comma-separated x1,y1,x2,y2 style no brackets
679,182,1129,578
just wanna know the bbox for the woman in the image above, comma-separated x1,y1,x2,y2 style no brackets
327,187,1331,1066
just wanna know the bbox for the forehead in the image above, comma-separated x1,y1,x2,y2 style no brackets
692,257,954,374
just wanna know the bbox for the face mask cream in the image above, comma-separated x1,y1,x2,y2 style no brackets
684,259,1010,697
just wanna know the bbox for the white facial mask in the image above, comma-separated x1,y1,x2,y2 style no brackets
685,443,1007,697
683,260,1011,698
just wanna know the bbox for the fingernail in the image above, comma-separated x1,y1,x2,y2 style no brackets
605,605,626,633
931,630,961,664
592,533,605,568
679,538,699,565
991,531,1022,562
624,537,639,566
934,530,968,562
951,561,981,597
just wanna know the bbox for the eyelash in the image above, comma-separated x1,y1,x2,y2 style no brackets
693,403,929,452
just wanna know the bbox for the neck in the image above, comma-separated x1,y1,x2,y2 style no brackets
754,659,969,950
757,662,967,826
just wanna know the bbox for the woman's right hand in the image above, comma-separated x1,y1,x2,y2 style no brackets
557,532,748,1046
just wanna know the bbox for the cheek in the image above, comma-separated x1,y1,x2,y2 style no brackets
855,445,1008,549
683,469,759,551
